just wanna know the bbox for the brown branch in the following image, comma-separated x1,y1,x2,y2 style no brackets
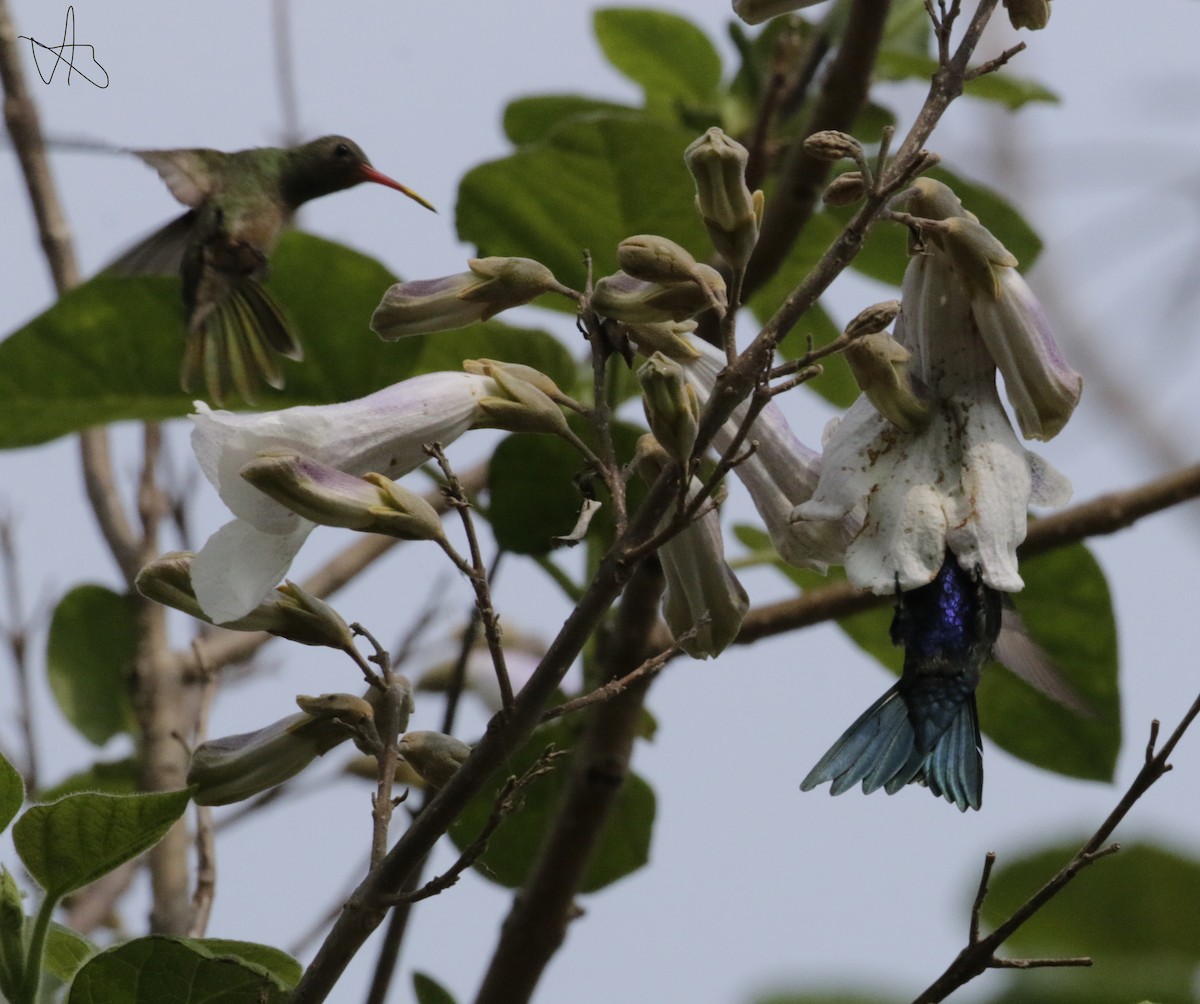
743,0,892,300
474,559,665,1004
911,694,1200,1003
735,463,1200,646
0,517,38,787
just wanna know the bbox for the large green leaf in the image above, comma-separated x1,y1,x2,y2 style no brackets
979,842,1200,1003
457,113,710,295
0,233,568,448
14,788,191,899
41,923,96,985
46,585,138,747
736,528,1119,781
593,8,722,111
0,750,22,835
36,757,140,802
67,936,287,1004
448,722,655,892
190,940,301,991
503,95,637,147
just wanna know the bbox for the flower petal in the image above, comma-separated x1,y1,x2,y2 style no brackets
191,518,314,624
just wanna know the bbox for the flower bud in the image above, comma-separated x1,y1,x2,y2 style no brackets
684,127,764,270
137,551,358,649
900,177,974,224
634,436,749,658
803,130,863,163
591,270,725,324
397,731,473,788
823,172,868,207
937,216,1020,301
371,257,571,340
638,353,700,465
844,331,934,433
0,867,24,994
1003,0,1050,29
617,235,703,286
240,450,446,541
732,0,831,24
844,300,902,340
188,711,352,805
620,320,703,361
468,361,572,437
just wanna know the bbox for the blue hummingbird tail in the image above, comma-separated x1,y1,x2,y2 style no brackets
800,679,983,812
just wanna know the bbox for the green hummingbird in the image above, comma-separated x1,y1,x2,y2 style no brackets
110,135,434,404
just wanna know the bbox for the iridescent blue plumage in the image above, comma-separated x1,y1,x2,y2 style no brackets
800,552,1001,811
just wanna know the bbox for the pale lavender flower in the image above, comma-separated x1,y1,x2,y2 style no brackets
189,372,498,622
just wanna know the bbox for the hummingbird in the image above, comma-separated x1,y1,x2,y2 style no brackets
109,135,435,404
801,553,1001,812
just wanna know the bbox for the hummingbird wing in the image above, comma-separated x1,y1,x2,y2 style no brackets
994,604,1097,717
104,211,197,276
132,149,223,208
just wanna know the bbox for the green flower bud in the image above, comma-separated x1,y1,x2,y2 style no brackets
188,711,352,805
397,731,473,788
620,320,703,361
617,235,703,286
844,331,934,433
823,171,868,207
803,130,863,163
683,127,764,269
240,450,446,542
467,361,571,436
591,270,726,324
638,353,700,465
137,551,358,649
372,257,572,340
844,300,902,340
0,867,25,999
1003,0,1050,29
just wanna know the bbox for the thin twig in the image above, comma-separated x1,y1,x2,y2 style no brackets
428,445,514,712
0,517,38,787
187,643,218,938
912,694,1200,1003
385,747,566,907
540,636,685,723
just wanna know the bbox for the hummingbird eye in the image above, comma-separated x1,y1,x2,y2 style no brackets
333,143,352,158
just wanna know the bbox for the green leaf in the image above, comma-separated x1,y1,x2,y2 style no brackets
448,722,655,892
190,940,300,991
0,233,568,448
593,8,722,110
457,113,710,295
487,434,590,556
503,95,636,146
413,971,458,1004
0,750,22,834
15,788,192,899
875,51,1058,109
67,936,287,1004
36,757,140,802
46,585,138,747
41,923,96,985
980,842,1200,1003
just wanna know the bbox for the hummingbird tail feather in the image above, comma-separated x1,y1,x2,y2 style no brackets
913,698,982,812
800,684,923,796
180,280,298,404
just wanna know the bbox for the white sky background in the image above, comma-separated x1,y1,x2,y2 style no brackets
3,1,1200,1002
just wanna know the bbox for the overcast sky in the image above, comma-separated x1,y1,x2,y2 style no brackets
3,2,1200,1002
